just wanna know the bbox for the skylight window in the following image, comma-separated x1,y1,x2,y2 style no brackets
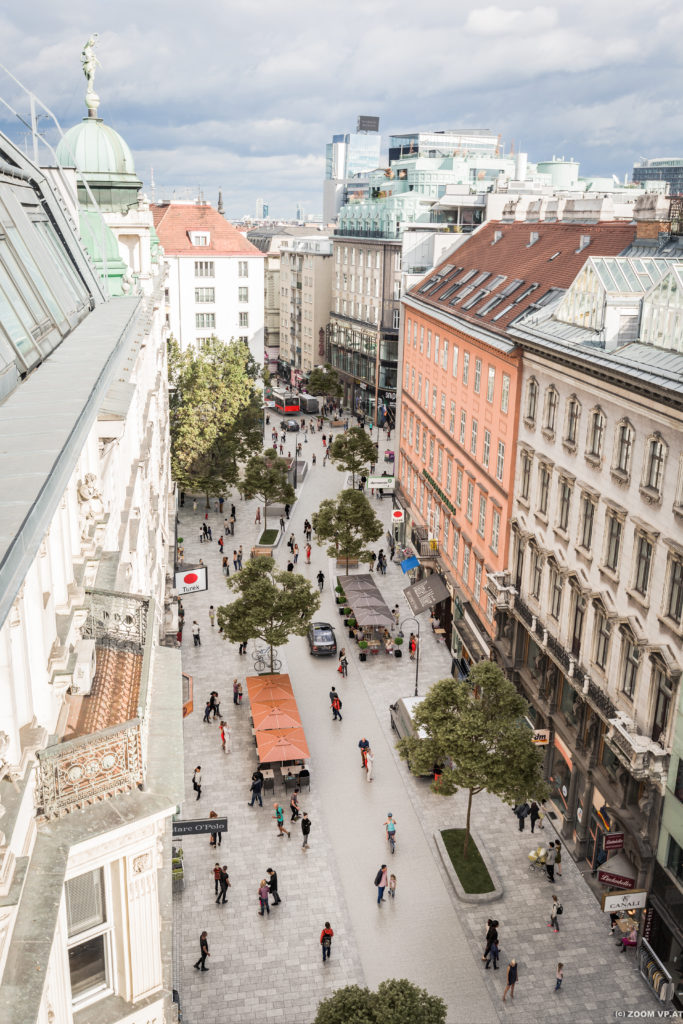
499,278,524,298
450,285,475,305
476,294,505,316
461,288,489,310
471,272,490,287
418,276,440,293
492,303,514,321
456,269,477,285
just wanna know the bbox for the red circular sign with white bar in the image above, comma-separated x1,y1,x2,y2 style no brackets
391,509,404,522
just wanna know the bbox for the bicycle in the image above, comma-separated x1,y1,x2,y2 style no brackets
254,657,282,673
385,813,397,854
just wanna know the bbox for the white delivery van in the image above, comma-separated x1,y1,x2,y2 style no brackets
389,696,427,741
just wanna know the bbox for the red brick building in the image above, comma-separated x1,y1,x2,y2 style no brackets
397,220,636,672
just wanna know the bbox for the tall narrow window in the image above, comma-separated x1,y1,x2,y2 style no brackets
452,345,459,378
462,543,471,582
544,387,558,434
580,495,595,550
558,479,572,532
633,534,653,596
470,419,478,456
463,352,470,386
449,401,456,434
456,468,463,506
594,607,611,670
666,556,683,624
478,495,487,536
571,590,586,658
474,358,482,393
651,665,671,744
644,437,666,493
496,442,505,482
483,429,491,469
487,366,495,402
526,378,538,423
474,560,483,602
530,547,542,598
520,452,532,500
587,409,605,458
538,465,550,515
565,397,580,445
604,512,622,572
501,373,510,414
466,481,474,521
621,632,640,700
440,393,446,425
614,421,634,475
549,565,562,620
491,508,500,554
459,411,467,445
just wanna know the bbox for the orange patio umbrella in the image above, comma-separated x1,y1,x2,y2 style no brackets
255,727,310,764
246,674,294,703
251,699,302,731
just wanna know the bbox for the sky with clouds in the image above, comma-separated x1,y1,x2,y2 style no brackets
1,0,682,220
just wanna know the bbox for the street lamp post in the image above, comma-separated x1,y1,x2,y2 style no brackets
400,615,420,697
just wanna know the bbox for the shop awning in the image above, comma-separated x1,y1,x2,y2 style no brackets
452,610,489,662
342,574,394,627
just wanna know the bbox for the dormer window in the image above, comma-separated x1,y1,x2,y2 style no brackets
190,232,210,247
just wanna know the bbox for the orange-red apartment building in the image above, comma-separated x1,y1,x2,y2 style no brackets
397,220,636,672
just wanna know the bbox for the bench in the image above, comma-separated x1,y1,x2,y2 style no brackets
251,546,273,559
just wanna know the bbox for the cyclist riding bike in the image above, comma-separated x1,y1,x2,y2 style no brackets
384,813,397,852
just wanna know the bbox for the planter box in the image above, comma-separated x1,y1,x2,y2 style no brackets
394,649,402,658
359,652,367,662
433,830,503,905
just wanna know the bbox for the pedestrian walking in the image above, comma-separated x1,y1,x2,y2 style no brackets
301,812,311,849
305,543,311,564
331,692,343,721
192,498,198,513
485,940,499,970
237,545,243,569
545,841,557,882
312,453,317,465
339,651,348,677
317,570,325,591
555,963,563,992
482,919,499,962
538,800,547,829
279,515,285,532
285,503,290,519
273,803,291,838
358,737,370,766
258,880,270,916
192,766,202,800
320,922,334,962
222,555,229,576
549,894,561,932
555,840,562,876
193,931,210,971
233,551,238,571
207,525,213,541
229,515,235,535
202,523,208,541
366,748,374,781
224,517,229,534
288,534,295,552
255,507,261,524
529,800,540,832
409,633,417,660
209,605,215,627
388,873,397,898
203,700,212,724
216,866,230,904
249,772,263,807
233,678,239,704
192,621,201,646
266,868,281,905
237,682,243,704
375,864,388,904
293,543,299,564
502,960,517,1002
231,503,236,521
213,863,222,896
177,544,184,565
290,787,300,821
515,801,530,832
287,560,294,572
220,720,230,753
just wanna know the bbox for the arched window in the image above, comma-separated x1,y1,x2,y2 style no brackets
619,625,640,700
564,395,581,446
612,419,634,477
586,407,606,459
642,433,667,495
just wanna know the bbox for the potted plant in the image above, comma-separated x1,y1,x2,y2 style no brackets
347,617,357,638
335,585,345,605
340,604,349,618
394,635,403,658
358,640,368,662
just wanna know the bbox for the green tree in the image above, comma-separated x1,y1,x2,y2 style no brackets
314,979,447,1024
241,452,295,530
217,556,319,672
312,489,383,575
328,426,377,486
397,661,547,857
306,362,343,399
167,335,263,505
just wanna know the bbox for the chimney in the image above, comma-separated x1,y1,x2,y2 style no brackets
492,229,503,244
527,231,540,247
576,234,591,253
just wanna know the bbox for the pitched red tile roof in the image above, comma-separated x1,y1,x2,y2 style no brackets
408,221,637,334
152,202,263,257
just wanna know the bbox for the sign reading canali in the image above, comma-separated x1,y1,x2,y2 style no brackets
175,567,208,596
601,889,647,913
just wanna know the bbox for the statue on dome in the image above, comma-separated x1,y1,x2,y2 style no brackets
81,34,101,116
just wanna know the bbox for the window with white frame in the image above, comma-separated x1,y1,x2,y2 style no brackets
483,429,491,470
422,432,427,461
565,396,581,446
486,365,495,402
613,419,634,475
238,261,249,277
620,629,640,700
452,345,459,378
238,286,249,302
557,478,572,532
651,662,672,744
417,374,422,403
586,408,606,459
664,552,683,625
195,260,214,277
425,378,430,410
434,333,440,364
579,493,596,550
426,330,431,359
196,312,216,329
474,358,482,393
437,448,443,481
520,451,532,500
593,604,611,670
478,494,487,536
442,338,448,370
413,322,417,347
190,232,209,246
239,312,249,327
496,441,505,481
195,287,215,302
525,377,538,423
501,373,510,414
420,327,424,353
66,867,113,1008
459,410,467,445
411,369,415,396
538,464,550,516
446,459,452,493
463,352,470,386
456,468,463,506
440,393,446,425
429,438,435,471
643,435,667,493
474,560,483,602
470,418,478,456
603,510,623,572
548,563,563,620
449,401,456,434
452,527,460,567
466,481,474,521
544,386,558,434
462,543,471,582
530,545,542,598
633,532,653,596
491,507,500,553
415,422,420,452
432,386,437,416
392,308,400,329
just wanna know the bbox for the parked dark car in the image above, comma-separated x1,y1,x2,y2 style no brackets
307,621,337,656
285,419,300,432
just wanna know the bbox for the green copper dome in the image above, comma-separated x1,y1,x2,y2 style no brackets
57,117,142,213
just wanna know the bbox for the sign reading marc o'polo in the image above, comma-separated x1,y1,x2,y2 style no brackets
175,567,208,595
172,817,227,837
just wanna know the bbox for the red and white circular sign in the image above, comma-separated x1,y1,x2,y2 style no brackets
183,572,198,584
391,509,404,522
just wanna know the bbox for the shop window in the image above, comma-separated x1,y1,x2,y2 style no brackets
549,748,572,811
667,836,683,883
674,759,683,803
66,867,113,1008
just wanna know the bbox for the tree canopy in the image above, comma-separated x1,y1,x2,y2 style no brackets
314,979,447,1024
217,556,319,671
397,661,547,856
241,452,295,529
167,335,263,503
306,362,343,399
328,427,377,486
312,489,383,575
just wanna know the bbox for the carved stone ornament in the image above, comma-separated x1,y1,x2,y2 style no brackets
133,851,152,874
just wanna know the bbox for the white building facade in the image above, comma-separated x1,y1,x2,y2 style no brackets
153,201,265,365
279,235,334,384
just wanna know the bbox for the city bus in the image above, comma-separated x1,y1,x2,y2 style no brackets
272,388,300,415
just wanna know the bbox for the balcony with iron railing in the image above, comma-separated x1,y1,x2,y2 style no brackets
35,589,154,819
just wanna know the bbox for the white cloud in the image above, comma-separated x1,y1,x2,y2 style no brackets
465,5,558,35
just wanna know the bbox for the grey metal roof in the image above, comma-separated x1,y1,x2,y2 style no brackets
0,296,141,630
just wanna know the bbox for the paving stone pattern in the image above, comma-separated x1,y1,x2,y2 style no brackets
173,420,659,1024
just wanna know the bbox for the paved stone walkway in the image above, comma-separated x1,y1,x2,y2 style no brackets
173,419,659,1024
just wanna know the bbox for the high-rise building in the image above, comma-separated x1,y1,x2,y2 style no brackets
632,158,683,195
322,117,381,224
279,235,334,385
255,197,269,219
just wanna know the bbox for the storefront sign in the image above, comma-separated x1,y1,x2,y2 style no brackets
172,816,227,837
532,729,550,745
604,832,625,851
391,509,404,523
602,889,647,913
403,574,450,615
174,567,208,595
369,475,395,490
598,870,635,890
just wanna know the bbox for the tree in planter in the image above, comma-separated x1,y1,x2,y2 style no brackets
314,979,446,1024
167,335,263,506
312,489,383,576
306,362,343,400
397,661,547,858
241,452,296,531
328,427,377,487
217,556,319,672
